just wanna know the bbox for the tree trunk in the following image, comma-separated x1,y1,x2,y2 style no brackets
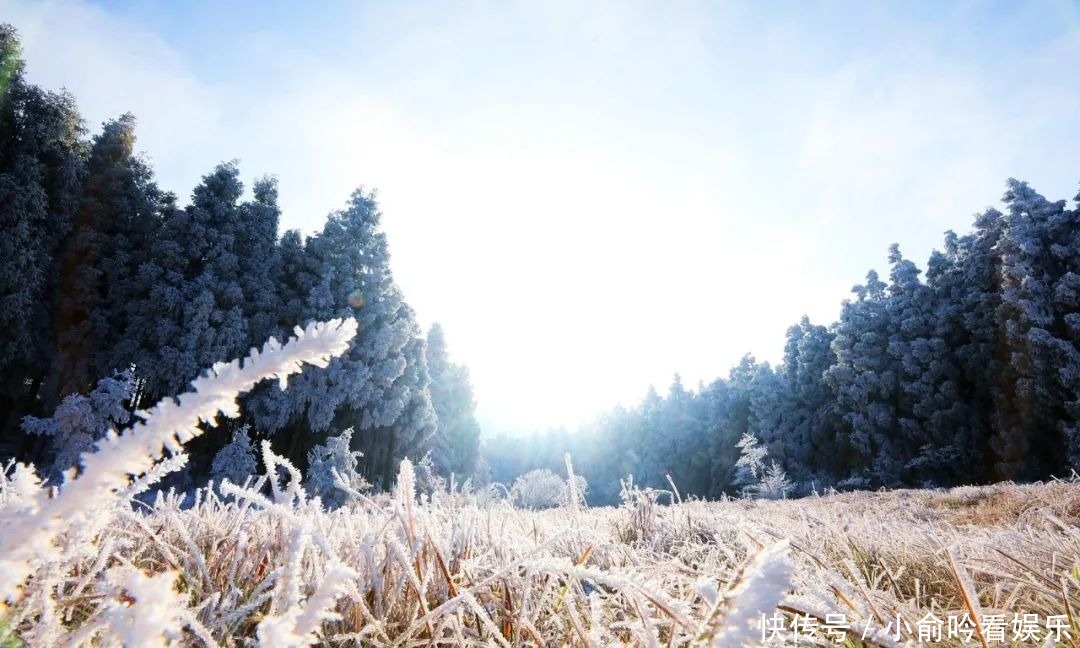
381,428,397,491
8,372,45,463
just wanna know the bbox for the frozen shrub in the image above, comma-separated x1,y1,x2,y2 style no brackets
475,481,511,507
510,468,588,509
733,432,767,488
616,474,660,543
413,451,447,498
304,427,370,508
735,432,791,499
567,473,588,507
511,469,564,509
752,461,793,499
21,370,135,481
210,424,257,485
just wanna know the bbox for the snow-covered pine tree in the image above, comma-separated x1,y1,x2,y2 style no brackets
1051,190,1080,470
127,165,248,406
425,323,481,479
884,244,974,485
925,209,1006,484
755,461,793,499
183,163,249,376
734,432,791,499
247,189,435,485
779,316,841,483
376,327,437,489
733,431,766,490
824,269,904,486
0,25,86,436
52,114,162,402
746,363,791,474
653,374,708,495
633,386,666,487
210,424,257,485
243,228,322,435
704,361,748,496
236,176,282,350
992,180,1080,479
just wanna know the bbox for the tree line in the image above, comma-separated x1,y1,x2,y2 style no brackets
485,181,1080,504
4,23,1079,503
0,25,480,491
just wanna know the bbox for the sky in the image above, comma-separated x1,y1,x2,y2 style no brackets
3,0,1080,436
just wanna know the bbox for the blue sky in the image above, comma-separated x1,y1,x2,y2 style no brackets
4,0,1080,435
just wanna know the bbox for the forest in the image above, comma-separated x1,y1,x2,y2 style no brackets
2,22,1080,508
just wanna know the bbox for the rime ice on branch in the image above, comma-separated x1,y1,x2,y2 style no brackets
0,318,357,603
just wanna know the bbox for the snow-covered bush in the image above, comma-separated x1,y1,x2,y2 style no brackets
475,481,511,507
21,370,135,481
754,460,793,499
413,450,447,498
733,432,766,488
511,469,564,509
304,427,370,509
735,432,791,499
210,424,258,485
510,468,588,509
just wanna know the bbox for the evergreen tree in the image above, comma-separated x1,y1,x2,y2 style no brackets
52,114,161,401
825,270,904,486
633,385,666,487
926,210,1006,483
364,322,437,489
991,180,1078,479
705,357,757,496
425,323,481,478
733,432,766,490
243,228,323,434
884,245,973,485
249,190,436,487
183,163,249,374
0,25,86,435
128,164,248,404
779,317,842,483
210,425,257,485
236,177,282,349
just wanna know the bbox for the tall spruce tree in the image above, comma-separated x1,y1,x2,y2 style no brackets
247,190,436,485
52,114,161,401
425,323,481,479
824,270,906,486
991,180,1078,479
779,317,842,483
0,25,86,437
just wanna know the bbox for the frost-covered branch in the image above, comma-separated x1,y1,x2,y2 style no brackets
0,318,357,602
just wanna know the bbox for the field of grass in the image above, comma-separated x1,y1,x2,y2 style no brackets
2,320,1078,646
3,465,1079,647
